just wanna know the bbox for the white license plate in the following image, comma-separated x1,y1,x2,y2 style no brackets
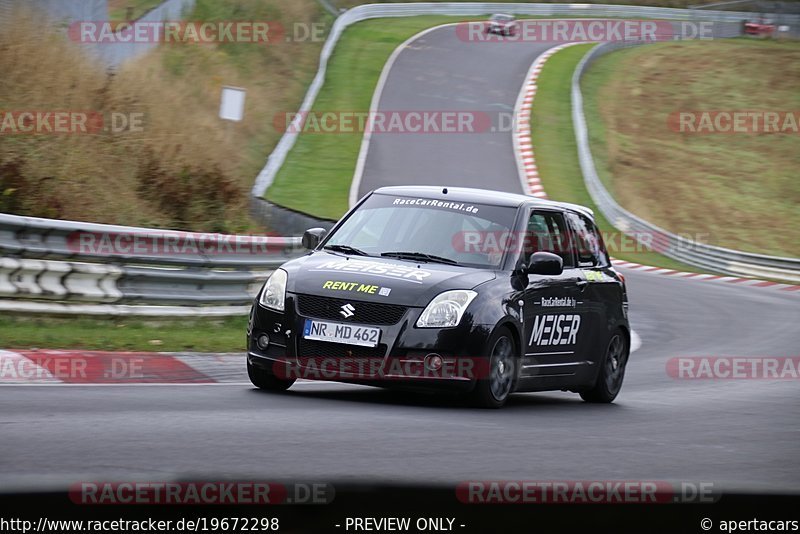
303,319,381,348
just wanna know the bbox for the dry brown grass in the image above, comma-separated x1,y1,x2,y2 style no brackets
0,1,326,231
583,39,800,258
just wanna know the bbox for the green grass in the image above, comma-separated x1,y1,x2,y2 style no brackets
530,44,698,271
0,315,248,352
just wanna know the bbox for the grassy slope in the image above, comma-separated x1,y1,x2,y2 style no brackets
0,316,247,352
530,44,696,271
0,1,327,232
582,40,799,258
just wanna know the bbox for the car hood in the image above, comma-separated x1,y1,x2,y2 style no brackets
283,252,497,307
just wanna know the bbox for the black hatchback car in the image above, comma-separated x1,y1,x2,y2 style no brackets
247,186,630,408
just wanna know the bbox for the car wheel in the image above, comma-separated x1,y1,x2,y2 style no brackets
468,327,517,408
580,329,628,403
248,360,296,391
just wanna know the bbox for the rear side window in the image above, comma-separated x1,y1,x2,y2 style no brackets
524,210,575,269
565,212,609,268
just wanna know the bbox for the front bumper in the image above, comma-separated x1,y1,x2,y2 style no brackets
248,293,492,390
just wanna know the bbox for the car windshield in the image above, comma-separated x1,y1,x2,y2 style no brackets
324,193,518,268
491,15,513,22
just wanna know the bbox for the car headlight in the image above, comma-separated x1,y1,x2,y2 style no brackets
258,269,287,312
416,290,477,328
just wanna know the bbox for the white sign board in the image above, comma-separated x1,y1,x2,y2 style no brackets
219,86,246,122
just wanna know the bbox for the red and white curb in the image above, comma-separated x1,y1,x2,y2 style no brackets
0,341,642,384
0,350,370,386
514,43,585,199
513,44,799,294
0,350,247,385
610,260,800,292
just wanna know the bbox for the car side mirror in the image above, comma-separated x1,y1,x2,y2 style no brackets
527,251,563,276
302,228,327,250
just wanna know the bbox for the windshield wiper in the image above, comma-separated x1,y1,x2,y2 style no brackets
381,251,459,266
323,244,369,256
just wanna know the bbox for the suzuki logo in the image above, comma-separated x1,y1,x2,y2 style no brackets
340,303,355,318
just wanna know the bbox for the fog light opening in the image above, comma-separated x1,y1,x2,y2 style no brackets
425,353,443,371
257,334,271,350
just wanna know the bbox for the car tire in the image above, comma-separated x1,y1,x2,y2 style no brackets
468,326,518,409
580,329,628,403
248,360,296,391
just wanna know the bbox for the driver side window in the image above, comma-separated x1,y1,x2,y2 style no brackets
523,210,575,269
565,212,609,268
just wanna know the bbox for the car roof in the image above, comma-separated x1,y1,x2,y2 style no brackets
372,186,594,218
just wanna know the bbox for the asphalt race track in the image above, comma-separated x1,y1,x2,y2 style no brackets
356,25,551,196
2,270,799,492
2,26,799,496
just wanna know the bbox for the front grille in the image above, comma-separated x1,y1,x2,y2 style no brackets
296,294,407,325
297,338,386,360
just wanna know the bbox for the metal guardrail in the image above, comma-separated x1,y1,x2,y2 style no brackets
571,40,800,283
252,1,796,198
0,213,300,268
0,213,304,314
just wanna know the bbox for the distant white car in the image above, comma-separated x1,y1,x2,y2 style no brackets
487,14,518,36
